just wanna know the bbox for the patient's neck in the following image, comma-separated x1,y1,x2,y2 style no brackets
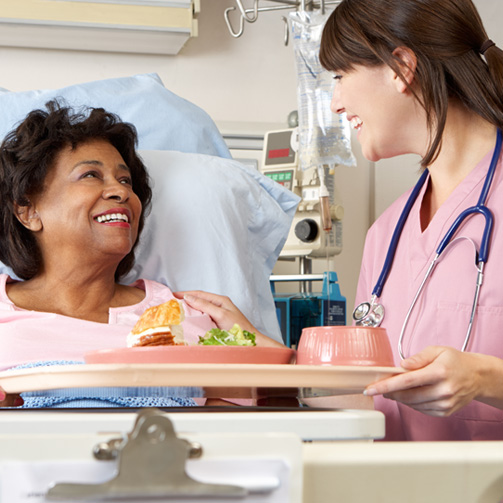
6,265,144,323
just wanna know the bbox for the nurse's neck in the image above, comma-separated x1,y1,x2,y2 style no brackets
420,106,497,231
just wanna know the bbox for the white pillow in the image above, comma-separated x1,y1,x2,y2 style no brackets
0,73,230,157
122,150,299,342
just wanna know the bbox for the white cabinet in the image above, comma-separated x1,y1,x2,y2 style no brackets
0,0,199,54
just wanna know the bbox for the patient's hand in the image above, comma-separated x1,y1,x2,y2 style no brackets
0,387,23,407
174,290,285,348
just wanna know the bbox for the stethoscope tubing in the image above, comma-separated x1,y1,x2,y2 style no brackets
436,205,493,262
435,129,501,263
371,169,429,298
377,128,500,292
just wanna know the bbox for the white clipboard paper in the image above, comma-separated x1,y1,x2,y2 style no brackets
1,458,290,503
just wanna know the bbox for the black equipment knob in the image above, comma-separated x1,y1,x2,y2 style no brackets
295,218,318,243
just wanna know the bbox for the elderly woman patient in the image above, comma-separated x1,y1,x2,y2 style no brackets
0,100,283,407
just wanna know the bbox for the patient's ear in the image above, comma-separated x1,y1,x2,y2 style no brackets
14,203,42,231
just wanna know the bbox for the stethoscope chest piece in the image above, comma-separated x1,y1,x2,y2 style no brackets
353,297,384,327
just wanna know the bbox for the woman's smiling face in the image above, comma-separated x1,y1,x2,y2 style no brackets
330,63,422,162
29,139,142,266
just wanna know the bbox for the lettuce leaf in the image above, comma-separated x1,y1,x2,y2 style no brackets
198,324,256,346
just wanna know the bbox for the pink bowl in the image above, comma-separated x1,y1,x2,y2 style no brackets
296,326,394,367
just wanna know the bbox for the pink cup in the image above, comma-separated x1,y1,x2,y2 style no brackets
296,326,394,367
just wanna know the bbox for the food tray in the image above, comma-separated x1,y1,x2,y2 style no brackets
0,363,404,399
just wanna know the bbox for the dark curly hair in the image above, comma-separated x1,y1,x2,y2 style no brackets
0,99,152,280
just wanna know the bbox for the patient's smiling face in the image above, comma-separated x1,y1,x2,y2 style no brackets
29,139,142,266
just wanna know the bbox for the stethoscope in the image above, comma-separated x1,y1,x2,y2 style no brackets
353,129,501,359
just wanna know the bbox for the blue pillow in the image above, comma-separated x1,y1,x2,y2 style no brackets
0,73,230,158
122,150,299,342
0,149,298,342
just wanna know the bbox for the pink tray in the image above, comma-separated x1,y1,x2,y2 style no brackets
0,364,404,398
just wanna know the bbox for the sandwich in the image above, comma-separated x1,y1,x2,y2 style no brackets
127,299,185,347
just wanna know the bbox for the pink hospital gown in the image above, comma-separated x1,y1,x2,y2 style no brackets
0,275,216,371
0,275,217,407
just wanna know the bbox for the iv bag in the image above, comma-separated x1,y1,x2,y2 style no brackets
290,9,355,171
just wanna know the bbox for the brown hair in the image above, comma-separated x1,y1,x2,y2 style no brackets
320,0,503,166
0,100,152,280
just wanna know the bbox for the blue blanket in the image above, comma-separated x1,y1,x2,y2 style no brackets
9,361,198,408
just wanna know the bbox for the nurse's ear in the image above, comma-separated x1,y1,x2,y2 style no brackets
14,202,42,232
391,46,418,94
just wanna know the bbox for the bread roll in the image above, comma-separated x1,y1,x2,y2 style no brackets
127,299,185,347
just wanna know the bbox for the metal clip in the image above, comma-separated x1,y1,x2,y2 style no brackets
46,408,247,500
224,6,245,38
235,0,259,22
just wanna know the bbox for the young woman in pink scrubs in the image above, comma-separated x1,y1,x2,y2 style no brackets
320,0,503,440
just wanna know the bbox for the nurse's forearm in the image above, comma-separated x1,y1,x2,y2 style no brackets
475,354,503,410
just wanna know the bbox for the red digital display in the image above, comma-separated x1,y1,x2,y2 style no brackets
268,148,290,159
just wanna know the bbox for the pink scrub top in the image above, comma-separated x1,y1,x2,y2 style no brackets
0,275,216,372
355,148,503,441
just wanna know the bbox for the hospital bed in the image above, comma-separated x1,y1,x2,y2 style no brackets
0,74,502,502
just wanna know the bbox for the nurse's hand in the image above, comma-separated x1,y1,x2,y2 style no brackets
0,387,23,407
174,290,285,348
363,346,489,417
